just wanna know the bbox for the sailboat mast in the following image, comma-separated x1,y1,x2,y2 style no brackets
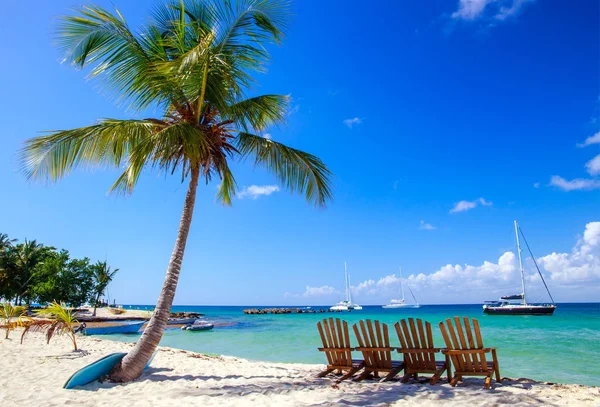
514,220,527,305
345,262,351,303
399,267,405,301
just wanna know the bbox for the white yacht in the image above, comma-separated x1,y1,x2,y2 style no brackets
482,221,556,316
330,263,362,311
382,267,420,309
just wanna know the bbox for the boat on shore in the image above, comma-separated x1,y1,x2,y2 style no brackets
483,221,556,316
78,321,145,335
382,267,420,309
330,263,362,311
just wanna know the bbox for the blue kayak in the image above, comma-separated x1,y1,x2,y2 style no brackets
82,321,145,335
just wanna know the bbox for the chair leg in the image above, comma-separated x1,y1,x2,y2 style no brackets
353,370,372,382
400,372,412,383
317,368,334,378
336,366,362,383
380,366,403,383
445,356,452,382
449,375,460,387
430,366,445,385
484,375,492,389
492,349,501,383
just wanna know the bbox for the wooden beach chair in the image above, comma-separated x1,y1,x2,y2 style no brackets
439,317,501,389
394,318,448,384
352,320,404,382
317,318,365,382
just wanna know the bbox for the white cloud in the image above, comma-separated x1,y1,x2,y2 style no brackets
537,222,600,283
343,117,363,129
550,176,600,192
450,197,493,213
262,133,272,140
419,220,436,230
451,0,532,21
302,285,338,297
585,154,600,176
452,0,490,20
533,182,540,188
238,185,280,199
577,131,600,148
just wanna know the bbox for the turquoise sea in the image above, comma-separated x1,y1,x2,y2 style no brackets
101,303,600,386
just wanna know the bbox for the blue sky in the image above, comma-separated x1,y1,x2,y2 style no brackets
1,0,599,305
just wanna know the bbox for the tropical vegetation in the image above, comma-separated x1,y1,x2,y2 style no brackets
0,302,31,339
21,302,80,350
91,262,119,316
0,233,118,308
19,0,332,382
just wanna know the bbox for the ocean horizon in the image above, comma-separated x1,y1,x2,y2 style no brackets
99,302,600,387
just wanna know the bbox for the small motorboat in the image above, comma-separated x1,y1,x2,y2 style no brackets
167,317,198,325
181,321,214,331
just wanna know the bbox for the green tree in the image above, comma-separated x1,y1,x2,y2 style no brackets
20,0,332,382
91,261,118,316
31,251,94,307
10,240,53,305
0,234,17,300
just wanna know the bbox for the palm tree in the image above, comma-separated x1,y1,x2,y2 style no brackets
12,240,52,305
91,261,119,316
20,0,332,382
21,302,79,350
0,302,30,339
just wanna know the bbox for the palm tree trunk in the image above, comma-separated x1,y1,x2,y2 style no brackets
92,292,100,317
109,165,201,382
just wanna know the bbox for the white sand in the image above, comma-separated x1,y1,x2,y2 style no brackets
1,332,598,406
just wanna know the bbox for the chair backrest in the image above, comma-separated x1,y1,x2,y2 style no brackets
439,316,489,373
394,318,437,370
317,318,353,368
353,319,393,370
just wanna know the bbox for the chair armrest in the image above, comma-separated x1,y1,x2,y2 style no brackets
355,347,399,352
442,348,493,355
318,347,354,352
397,348,442,354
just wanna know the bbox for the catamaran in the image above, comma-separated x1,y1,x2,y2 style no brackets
382,267,420,309
483,221,556,315
330,262,362,311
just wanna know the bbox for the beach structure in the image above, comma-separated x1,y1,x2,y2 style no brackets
352,320,404,382
382,267,420,309
330,263,362,311
483,221,556,315
439,317,501,389
394,318,448,384
316,318,365,382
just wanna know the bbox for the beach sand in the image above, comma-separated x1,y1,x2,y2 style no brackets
1,332,598,406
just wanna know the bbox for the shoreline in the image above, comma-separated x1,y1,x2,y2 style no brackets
1,331,598,406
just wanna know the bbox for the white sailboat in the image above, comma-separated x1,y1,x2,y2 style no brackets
482,221,556,315
330,263,362,311
382,267,420,309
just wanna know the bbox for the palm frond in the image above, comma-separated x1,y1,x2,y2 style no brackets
216,165,237,206
224,94,289,132
20,119,156,185
57,5,183,111
108,121,210,194
236,133,333,207
21,302,78,350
